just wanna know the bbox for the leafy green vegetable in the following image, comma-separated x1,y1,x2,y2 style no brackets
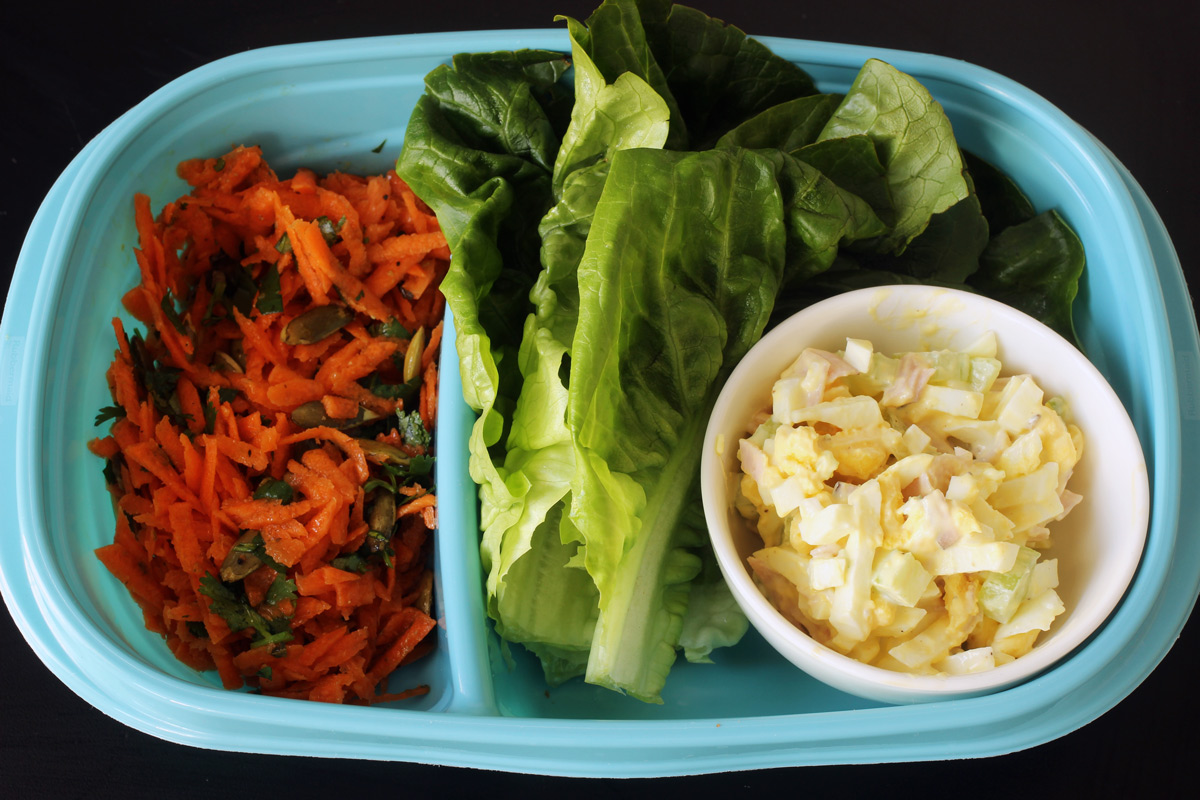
963,149,1037,234
817,58,969,253
973,210,1086,342
715,94,840,152
568,146,785,699
395,0,1087,703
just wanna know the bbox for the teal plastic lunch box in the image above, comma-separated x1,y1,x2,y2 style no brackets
1,30,1197,777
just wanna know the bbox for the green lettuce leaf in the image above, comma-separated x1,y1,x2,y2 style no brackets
818,58,969,253
568,146,784,700
395,0,1087,706
970,210,1086,343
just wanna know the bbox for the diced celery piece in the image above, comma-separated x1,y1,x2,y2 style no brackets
1046,395,1072,423
927,350,971,384
969,357,1002,392
979,546,1039,623
843,352,899,396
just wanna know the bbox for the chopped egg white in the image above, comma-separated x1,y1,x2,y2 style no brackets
736,337,1083,676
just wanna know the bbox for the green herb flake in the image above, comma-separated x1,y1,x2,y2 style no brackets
371,139,388,154
213,157,226,171
199,573,295,650
330,551,372,574
257,666,273,680
265,573,298,606
202,387,239,435
160,289,189,335
94,405,126,426
253,477,295,504
397,409,432,448
363,372,421,401
255,263,283,315
274,233,292,254
316,215,342,246
370,318,411,339
101,458,120,487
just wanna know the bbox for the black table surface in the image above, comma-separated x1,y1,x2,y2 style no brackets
2,1,1197,796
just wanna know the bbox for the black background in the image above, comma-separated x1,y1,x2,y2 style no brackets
2,1,1197,796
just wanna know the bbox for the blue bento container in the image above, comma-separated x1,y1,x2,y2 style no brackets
1,29,1198,777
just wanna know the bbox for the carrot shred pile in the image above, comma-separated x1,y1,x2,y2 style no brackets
88,145,449,704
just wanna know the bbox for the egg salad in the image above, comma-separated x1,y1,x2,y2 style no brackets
735,334,1084,675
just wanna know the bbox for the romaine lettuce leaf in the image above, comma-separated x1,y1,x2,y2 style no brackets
569,146,785,700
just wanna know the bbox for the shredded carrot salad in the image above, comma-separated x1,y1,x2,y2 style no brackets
88,145,449,704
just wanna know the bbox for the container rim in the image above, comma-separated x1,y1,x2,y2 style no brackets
0,28,1193,777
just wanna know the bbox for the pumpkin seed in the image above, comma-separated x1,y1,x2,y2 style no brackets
403,326,426,383
281,304,354,345
213,351,243,374
356,438,410,466
219,530,263,582
290,401,379,430
366,492,396,551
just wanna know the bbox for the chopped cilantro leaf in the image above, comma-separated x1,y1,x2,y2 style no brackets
371,139,387,154
265,573,298,606
94,405,125,426
199,573,295,650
